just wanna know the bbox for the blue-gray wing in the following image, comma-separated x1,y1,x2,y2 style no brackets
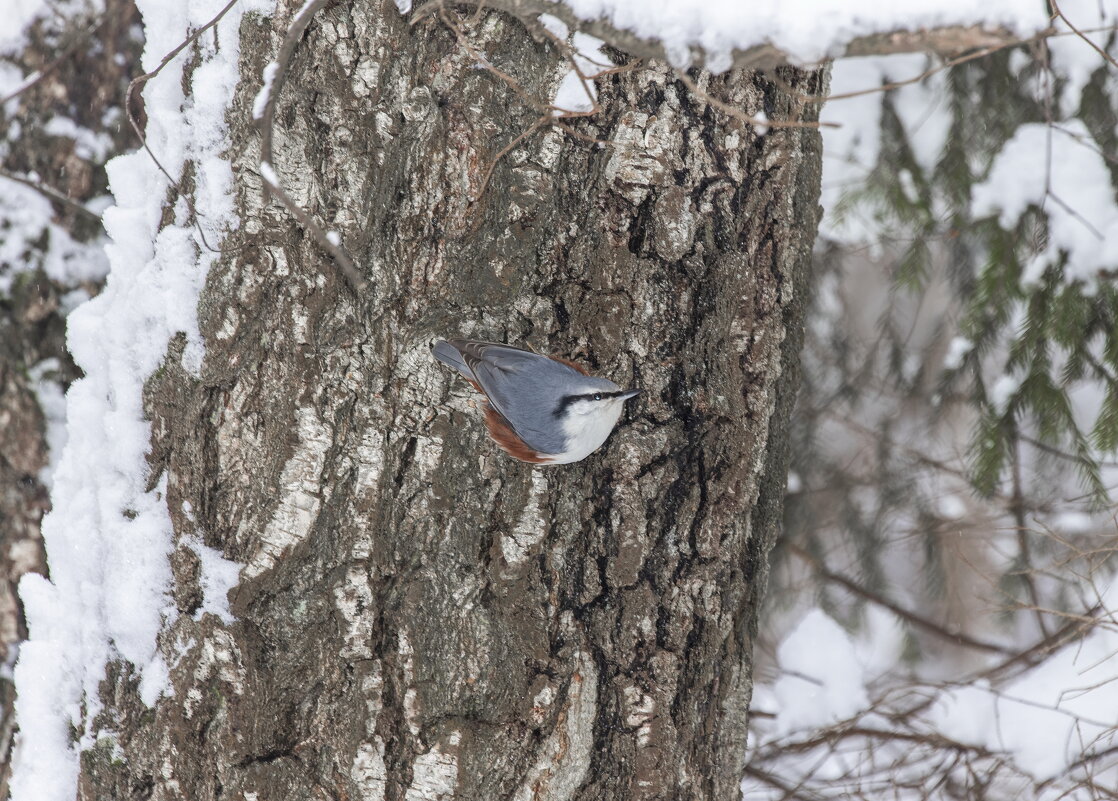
432,340,477,383
435,340,580,455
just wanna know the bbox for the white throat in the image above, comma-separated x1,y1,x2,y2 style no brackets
550,402,624,464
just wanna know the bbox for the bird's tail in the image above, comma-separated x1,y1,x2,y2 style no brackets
431,340,476,383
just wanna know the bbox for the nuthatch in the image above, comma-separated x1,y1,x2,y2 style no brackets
432,339,640,464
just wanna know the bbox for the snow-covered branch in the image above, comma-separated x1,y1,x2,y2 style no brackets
430,0,1048,70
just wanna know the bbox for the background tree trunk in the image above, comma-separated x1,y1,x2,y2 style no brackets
81,1,824,798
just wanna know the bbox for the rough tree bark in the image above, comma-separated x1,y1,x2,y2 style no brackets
80,1,823,799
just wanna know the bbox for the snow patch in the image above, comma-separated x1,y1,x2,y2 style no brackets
43,115,114,161
930,590,1118,780
251,60,279,120
549,27,614,115
538,12,569,40
10,0,269,798
771,608,869,734
182,535,242,624
0,177,109,293
971,121,1118,292
0,0,64,55
1046,0,1118,117
819,54,951,246
27,358,67,490
990,372,1022,413
943,336,972,370
555,0,1048,69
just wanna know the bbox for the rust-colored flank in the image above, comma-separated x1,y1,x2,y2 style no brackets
483,405,553,464
552,356,588,375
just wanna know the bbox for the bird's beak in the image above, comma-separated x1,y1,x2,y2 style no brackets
619,389,641,401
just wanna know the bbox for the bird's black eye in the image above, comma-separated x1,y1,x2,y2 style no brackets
593,393,602,401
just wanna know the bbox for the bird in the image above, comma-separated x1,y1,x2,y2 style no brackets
432,339,640,464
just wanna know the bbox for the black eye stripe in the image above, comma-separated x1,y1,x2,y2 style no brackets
552,391,624,417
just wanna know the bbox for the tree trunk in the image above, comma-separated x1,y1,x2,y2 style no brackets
81,1,823,798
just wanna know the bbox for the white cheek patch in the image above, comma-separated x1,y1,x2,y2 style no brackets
570,400,596,416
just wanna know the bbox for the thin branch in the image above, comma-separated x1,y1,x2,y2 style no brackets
1050,121,1118,167
0,168,103,223
1066,743,1118,775
1046,191,1106,241
433,3,614,202
804,25,1113,105
789,543,1014,655
436,0,1035,72
1050,0,1118,72
1021,434,1118,469
254,0,368,294
979,602,1105,679
767,724,1001,759
673,69,835,131
436,5,544,112
259,162,368,294
472,118,546,202
125,0,240,254
0,14,106,106
815,45,1007,103
528,12,603,116
742,764,827,801
256,0,329,183
1009,426,1052,637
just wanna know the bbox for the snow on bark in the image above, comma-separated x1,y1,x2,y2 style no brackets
9,0,268,798
515,0,1049,69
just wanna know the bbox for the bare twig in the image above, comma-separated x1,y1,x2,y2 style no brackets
979,602,1105,679
433,4,614,202
0,167,103,223
254,0,368,294
259,162,368,294
125,0,240,254
1021,434,1118,469
815,43,1009,103
1046,191,1106,241
436,5,545,112
806,25,1114,106
673,69,834,131
743,764,826,801
789,543,1014,655
0,14,107,106
472,118,546,202
256,0,329,184
1050,0,1118,72
1009,428,1052,637
1050,121,1118,168
765,723,1001,759
426,0,1036,72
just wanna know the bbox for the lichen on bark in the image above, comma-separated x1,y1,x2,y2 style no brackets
88,1,825,799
